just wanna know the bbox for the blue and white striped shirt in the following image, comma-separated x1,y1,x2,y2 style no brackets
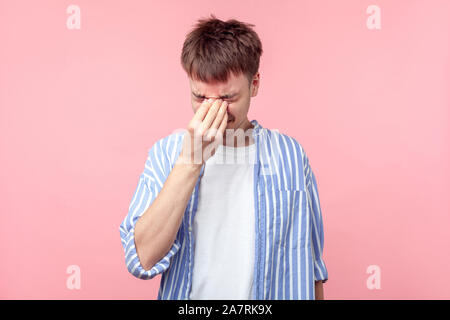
119,119,329,300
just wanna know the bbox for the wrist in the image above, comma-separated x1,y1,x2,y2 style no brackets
175,157,203,172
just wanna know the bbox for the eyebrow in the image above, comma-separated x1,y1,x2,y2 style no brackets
192,91,239,99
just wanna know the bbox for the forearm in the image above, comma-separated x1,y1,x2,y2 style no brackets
315,280,324,300
134,160,201,270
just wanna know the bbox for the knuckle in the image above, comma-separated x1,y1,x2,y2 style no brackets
187,127,196,136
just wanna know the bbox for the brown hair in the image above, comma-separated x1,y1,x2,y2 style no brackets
181,14,263,88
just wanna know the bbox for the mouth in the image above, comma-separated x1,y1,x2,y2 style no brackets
227,112,235,123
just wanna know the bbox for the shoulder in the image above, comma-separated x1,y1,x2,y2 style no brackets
260,128,312,190
263,128,308,169
144,130,186,179
147,130,185,159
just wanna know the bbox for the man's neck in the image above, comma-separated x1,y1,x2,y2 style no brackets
222,120,255,147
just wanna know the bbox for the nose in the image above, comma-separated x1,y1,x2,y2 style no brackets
203,98,224,105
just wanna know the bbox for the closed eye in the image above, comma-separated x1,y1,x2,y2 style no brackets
197,97,234,103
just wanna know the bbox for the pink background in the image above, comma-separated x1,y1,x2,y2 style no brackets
1,0,449,299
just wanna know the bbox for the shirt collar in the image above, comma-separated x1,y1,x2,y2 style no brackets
250,119,264,137
198,119,263,177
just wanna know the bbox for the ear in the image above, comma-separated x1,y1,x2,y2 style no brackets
250,72,260,97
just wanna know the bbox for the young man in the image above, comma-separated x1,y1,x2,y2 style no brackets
119,14,328,300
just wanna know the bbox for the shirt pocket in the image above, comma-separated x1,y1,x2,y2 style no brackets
270,189,307,249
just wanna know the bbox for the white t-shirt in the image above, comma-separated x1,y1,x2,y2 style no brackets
189,142,257,300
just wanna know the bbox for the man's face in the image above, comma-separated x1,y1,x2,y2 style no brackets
189,71,259,132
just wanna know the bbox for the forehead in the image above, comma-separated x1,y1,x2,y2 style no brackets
189,71,246,96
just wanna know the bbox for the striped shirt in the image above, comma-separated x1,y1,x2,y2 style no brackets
119,119,329,300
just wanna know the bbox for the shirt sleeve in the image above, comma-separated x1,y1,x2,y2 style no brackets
119,140,182,280
304,151,329,283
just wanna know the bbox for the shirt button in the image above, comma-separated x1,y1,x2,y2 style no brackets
188,226,192,232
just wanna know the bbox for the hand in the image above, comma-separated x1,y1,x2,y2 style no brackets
177,98,228,166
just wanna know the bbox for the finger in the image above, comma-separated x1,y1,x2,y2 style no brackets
191,98,213,125
211,100,228,130
216,111,228,140
198,99,222,135
205,101,228,140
